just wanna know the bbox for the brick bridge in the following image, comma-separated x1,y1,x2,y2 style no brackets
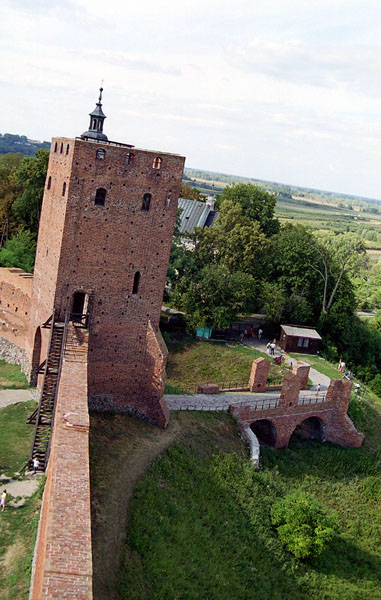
230,368,364,450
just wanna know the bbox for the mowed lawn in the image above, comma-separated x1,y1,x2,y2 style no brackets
0,391,41,600
165,339,288,393
0,360,30,390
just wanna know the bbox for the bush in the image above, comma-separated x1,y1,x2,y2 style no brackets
270,492,339,560
369,374,381,397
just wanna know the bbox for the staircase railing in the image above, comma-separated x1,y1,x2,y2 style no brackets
45,310,71,466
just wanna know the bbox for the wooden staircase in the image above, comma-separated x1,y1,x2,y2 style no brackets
26,318,66,472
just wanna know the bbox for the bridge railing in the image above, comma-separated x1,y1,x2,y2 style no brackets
298,394,326,406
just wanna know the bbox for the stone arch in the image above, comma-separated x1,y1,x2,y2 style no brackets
30,326,42,386
250,419,277,447
290,416,326,444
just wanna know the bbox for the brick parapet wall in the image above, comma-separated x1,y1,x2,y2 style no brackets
292,362,310,389
30,324,92,599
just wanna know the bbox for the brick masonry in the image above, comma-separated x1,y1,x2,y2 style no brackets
249,357,270,392
231,372,364,449
29,324,92,599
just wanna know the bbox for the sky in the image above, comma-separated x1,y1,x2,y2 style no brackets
2,0,381,199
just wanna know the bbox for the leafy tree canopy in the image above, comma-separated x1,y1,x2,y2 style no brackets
0,228,36,273
0,153,23,231
180,182,202,201
172,264,256,329
12,149,49,234
220,183,279,235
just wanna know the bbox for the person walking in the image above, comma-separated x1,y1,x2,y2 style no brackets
258,328,263,341
33,457,39,474
315,383,321,396
1,490,7,512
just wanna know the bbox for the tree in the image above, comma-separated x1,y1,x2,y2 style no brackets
180,182,202,201
172,264,256,329
310,233,367,315
0,153,23,233
12,149,49,234
193,200,270,278
219,183,279,235
271,492,339,560
0,228,36,272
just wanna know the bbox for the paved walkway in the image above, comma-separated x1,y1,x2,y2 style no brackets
0,388,36,409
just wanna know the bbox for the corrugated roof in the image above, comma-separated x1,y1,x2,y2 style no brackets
281,325,322,340
178,198,212,234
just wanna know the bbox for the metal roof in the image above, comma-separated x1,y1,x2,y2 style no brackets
178,198,213,234
281,325,322,340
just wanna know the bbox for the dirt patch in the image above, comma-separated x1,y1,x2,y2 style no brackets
90,410,245,600
2,538,24,571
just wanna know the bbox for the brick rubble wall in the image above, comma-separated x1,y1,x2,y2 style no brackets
30,324,92,599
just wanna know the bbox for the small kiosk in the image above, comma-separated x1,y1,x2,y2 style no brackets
279,325,322,355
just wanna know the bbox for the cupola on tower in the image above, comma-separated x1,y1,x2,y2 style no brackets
26,89,185,426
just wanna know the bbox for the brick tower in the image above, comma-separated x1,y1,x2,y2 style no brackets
26,89,185,426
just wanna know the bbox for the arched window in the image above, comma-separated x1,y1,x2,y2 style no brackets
132,271,140,294
47,176,52,190
54,142,57,152
141,193,151,211
62,182,66,196
66,144,70,155
153,157,162,169
95,187,106,206
96,148,106,160
60,143,63,154
125,152,134,165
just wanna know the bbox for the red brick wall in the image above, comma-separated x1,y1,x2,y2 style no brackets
0,267,32,348
30,324,92,599
249,358,270,392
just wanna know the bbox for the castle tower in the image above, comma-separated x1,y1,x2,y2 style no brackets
26,90,185,426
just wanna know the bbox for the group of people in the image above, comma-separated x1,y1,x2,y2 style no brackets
241,326,263,340
266,339,277,356
0,458,39,514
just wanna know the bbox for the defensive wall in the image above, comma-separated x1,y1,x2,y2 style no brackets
29,324,92,599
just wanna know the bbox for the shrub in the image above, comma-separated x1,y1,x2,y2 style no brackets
270,492,339,560
369,374,381,397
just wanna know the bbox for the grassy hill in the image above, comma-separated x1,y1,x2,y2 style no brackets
90,345,381,600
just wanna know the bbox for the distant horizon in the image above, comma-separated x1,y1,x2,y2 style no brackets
184,166,381,204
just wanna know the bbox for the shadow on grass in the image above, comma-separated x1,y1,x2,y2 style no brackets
313,535,381,585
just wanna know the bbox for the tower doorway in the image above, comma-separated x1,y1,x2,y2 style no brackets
71,291,89,326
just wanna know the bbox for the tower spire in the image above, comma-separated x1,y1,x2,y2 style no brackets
81,86,108,141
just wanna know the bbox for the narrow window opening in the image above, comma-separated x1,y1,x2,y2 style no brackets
166,191,172,207
96,148,106,160
141,193,151,211
47,176,52,190
153,157,162,169
132,272,140,294
62,182,66,196
125,152,134,165
95,187,107,206
60,143,63,154
54,142,57,152
66,144,70,155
